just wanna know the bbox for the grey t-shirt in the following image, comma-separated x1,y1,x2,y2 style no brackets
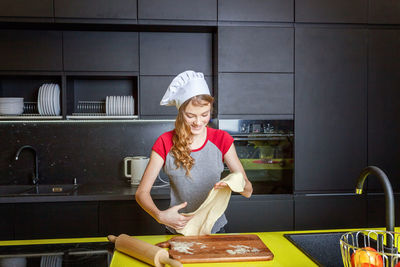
152,127,234,234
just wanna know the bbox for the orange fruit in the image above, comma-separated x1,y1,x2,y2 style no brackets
350,247,383,267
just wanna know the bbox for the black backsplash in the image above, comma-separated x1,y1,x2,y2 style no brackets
0,121,174,185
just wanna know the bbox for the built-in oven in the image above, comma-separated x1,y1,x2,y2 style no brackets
218,119,294,194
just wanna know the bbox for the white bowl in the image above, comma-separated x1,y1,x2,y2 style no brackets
0,98,24,115
0,97,23,103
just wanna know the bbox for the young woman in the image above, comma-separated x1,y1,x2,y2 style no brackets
135,70,253,234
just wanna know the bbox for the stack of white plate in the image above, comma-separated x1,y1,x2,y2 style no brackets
40,255,62,267
38,84,61,116
0,97,24,115
106,96,134,115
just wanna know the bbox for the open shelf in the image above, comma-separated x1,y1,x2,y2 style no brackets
0,74,63,120
0,73,141,120
66,75,138,119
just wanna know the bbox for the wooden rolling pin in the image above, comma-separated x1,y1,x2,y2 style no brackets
108,234,182,267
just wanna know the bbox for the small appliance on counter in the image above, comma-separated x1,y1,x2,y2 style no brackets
124,156,169,188
218,119,294,194
124,156,149,185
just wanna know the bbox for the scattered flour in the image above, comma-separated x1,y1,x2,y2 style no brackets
170,241,207,254
226,245,261,255
197,242,208,249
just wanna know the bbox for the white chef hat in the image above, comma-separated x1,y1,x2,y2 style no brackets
160,70,210,109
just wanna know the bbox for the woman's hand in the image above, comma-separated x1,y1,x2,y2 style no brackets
157,202,193,230
214,181,228,189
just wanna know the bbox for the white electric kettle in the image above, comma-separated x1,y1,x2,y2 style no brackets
124,156,149,185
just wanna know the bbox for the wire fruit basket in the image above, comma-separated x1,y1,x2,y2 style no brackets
340,230,400,267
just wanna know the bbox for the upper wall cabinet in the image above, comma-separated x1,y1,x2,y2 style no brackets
138,0,216,23
0,30,62,71
139,32,212,75
218,0,293,22
0,0,53,22
295,0,367,23
54,0,137,22
368,30,400,192
295,27,367,192
368,0,400,24
140,75,213,118
63,31,139,71
218,27,294,73
218,73,293,115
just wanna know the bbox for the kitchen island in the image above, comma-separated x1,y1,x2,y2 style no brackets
110,231,322,267
1,228,377,267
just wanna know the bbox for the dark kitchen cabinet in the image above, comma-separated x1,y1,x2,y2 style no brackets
225,195,293,232
368,0,400,24
54,0,137,22
367,194,400,227
99,200,170,236
295,27,367,192
139,32,212,76
218,73,293,115
14,202,98,239
218,0,293,22
0,0,53,22
368,30,400,192
294,195,367,230
63,31,139,72
295,0,367,23
138,0,216,23
139,75,213,118
218,27,294,73
0,30,62,71
0,204,14,240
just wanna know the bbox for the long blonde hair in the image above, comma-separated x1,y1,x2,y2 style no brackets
171,94,214,176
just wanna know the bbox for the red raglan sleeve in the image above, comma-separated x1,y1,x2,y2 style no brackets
219,130,234,155
208,128,234,158
151,131,174,161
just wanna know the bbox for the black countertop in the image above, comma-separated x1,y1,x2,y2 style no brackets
0,183,170,203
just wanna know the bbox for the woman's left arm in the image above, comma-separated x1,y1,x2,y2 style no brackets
221,143,253,198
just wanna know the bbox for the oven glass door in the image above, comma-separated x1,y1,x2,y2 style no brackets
219,119,294,194
223,135,293,194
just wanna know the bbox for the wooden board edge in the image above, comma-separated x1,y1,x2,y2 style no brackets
176,254,274,263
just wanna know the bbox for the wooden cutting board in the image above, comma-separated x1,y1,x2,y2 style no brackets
156,234,273,263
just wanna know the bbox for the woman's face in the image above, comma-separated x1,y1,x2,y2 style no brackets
183,101,211,136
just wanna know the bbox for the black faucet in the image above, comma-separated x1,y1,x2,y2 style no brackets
356,166,395,248
15,145,39,185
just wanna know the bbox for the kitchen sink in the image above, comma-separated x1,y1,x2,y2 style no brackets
284,232,346,267
0,184,78,197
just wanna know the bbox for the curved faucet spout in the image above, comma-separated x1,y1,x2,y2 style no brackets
356,166,395,248
15,145,39,185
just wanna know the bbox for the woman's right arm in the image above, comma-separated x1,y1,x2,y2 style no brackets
135,151,192,230
135,151,165,222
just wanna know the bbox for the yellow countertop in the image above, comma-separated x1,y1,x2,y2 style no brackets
110,228,366,267
110,227,397,266
0,228,391,267
110,231,319,267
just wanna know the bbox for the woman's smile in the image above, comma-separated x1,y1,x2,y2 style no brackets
183,101,211,136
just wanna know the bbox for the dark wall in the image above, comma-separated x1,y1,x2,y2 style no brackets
0,121,174,185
